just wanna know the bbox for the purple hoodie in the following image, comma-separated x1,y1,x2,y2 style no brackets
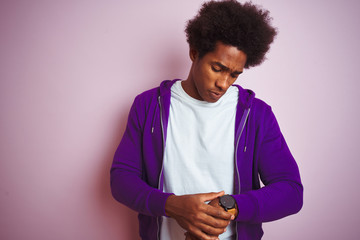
111,79,303,240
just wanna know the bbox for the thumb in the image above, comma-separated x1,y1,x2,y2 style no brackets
198,191,225,202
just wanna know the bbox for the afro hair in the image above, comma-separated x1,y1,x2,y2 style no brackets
185,0,277,68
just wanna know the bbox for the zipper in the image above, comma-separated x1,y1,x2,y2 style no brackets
156,95,166,240
234,108,250,240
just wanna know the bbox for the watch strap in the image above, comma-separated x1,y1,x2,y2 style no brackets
227,207,237,216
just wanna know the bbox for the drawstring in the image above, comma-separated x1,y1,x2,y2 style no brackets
244,108,250,152
151,101,159,133
244,120,248,152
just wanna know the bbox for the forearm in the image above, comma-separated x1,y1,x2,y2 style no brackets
111,168,173,216
232,180,303,223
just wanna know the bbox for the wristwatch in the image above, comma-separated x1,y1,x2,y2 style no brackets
219,195,237,216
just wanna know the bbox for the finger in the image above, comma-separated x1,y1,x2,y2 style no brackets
189,225,222,240
185,232,201,240
198,191,225,202
196,220,228,236
204,204,233,220
198,214,230,230
184,232,192,240
189,212,229,234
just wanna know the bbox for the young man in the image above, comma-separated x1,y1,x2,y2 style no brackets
110,1,303,239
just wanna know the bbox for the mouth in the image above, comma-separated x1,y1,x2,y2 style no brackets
209,90,223,101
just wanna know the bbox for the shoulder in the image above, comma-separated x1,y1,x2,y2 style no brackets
134,79,177,104
129,79,176,119
252,97,271,113
135,86,159,104
248,97,277,131
233,83,271,113
127,87,159,124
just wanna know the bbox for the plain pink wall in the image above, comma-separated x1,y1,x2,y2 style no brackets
1,1,359,239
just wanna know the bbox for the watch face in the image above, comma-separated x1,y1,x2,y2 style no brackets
220,195,235,209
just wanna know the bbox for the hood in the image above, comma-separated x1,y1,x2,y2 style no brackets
159,79,179,96
234,84,255,109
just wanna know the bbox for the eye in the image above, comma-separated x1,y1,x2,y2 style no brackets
231,73,240,78
211,66,221,72
231,72,242,79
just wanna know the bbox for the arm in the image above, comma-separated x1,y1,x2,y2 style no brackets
233,106,303,223
186,107,303,238
110,96,173,216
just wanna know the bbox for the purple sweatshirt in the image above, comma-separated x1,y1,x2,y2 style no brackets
110,79,303,240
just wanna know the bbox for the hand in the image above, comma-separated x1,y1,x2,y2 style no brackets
185,231,201,240
184,196,233,240
165,191,234,240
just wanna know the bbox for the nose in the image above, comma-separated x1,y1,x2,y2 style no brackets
215,75,230,91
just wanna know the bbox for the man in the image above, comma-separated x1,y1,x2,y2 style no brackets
110,1,303,239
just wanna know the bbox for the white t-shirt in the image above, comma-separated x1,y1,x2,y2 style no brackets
161,81,238,240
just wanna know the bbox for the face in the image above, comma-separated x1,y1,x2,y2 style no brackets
182,41,247,103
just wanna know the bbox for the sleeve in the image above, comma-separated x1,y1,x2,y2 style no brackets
233,106,303,223
110,96,172,217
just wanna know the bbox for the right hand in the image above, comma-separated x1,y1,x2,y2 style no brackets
165,191,234,240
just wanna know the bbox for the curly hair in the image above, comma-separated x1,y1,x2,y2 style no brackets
185,0,277,68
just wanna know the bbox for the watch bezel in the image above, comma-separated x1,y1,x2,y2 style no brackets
219,195,236,210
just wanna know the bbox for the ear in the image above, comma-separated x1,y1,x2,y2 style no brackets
189,48,198,62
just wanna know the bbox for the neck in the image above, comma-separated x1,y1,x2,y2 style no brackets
181,72,202,101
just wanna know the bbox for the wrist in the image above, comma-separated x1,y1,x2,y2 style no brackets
164,194,176,217
219,195,238,218
233,199,239,218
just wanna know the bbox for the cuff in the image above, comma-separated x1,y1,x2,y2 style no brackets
232,193,257,222
147,189,174,216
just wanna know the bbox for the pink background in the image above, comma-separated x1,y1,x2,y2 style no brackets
1,1,359,239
